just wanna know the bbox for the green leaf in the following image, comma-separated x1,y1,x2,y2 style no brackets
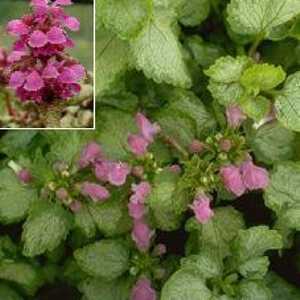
79,277,132,300
240,96,271,122
184,36,225,68
74,239,129,280
131,10,192,88
161,269,212,300
88,197,132,237
227,0,300,37
98,0,152,40
275,71,300,132
0,261,43,296
240,64,286,92
96,108,136,160
264,162,300,214
148,170,189,231
187,207,245,259
179,0,210,27
265,272,300,300
205,56,252,105
238,256,270,279
74,204,97,239
0,283,23,300
238,280,272,300
22,202,73,257
96,27,131,95
0,168,38,224
232,226,282,263
250,122,296,164
181,250,223,279
0,235,18,260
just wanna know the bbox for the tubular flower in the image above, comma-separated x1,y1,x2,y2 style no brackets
189,194,214,224
78,142,103,169
131,277,157,300
131,220,154,252
81,182,110,202
226,105,246,129
5,0,85,103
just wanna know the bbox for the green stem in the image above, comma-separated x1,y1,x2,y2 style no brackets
248,34,265,59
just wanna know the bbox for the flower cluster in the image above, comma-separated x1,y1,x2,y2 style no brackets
128,181,154,252
5,0,86,103
128,113,161,156
220,158,269,197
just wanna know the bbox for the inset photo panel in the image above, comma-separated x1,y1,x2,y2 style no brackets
0,0,94,129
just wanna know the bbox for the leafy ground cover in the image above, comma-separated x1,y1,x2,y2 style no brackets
2,0,300,299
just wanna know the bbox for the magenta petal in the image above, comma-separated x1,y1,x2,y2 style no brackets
131,182,151,204
69,64,85,81
136,112,160,142
128,134,149,156
7,51,27,63
81,182,110,202
42,64,59,79
30,0,48,7
58,67,77,83
53,0,72,5
79,142,103,168
128,201,146,220
131,278,157,300
18,169,32,184
190,194,214,224
28,30,48,48
241,160,269,190
95,161,111,182
7,20,29,36
220,165,246,197
24,71,44,91
47,27,66,44
132,220,153,252
64,16,80,31
9,71,26,89
107,162,131,186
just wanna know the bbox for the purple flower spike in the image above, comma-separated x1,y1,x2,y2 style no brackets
131,277,157,300
128,134,149,156
241,160,269,190
7,20,29,36
9,71,25,89
220,165,246,197
28,30,48,48
79,142,103,168
108,162,131,186
136,113,160,142
18,169,32,184
189,194,214,224
81,182,110,202
226,105,246,129
24,71,44,91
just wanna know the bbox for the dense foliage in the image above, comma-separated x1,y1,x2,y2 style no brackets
2,0,300,299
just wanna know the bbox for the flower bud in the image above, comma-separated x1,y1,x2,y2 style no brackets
132,166,145,178
69,200,82,213
219,138,232,152
188,140,205,154
56,187,69,201
18,169,32,184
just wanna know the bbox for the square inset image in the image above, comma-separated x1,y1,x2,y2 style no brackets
0,0,94,129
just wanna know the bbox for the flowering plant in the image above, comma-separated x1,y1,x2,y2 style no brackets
1,0,300,299
0,0,93,128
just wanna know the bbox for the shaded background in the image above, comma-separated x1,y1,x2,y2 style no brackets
0,0,93,71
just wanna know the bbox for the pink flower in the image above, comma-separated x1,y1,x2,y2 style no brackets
42,64,59,79
128,134,149,156
18,169,32,184
131,182,151,204
220,165,246,197
107,162,131,186
64,16,80,31
136,113,160,142
31,0,48,7
28,30,48,48
81,182,110,202
24,71,44,91
131,277,157,300
54,0,72,5
226,105,246,128
9,71,26,89
7,20,29,36
188,140,205,154
79,142,103,168
168,164,182,174
189,194,214,224
241,160,269,190
47,27,66,44
95,161,111,182
132,220,154,252
128,201,146,220
7,51,27,63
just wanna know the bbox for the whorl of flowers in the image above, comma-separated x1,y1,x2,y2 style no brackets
5,0,86,103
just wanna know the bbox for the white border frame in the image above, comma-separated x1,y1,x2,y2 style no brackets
0,0,96,131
